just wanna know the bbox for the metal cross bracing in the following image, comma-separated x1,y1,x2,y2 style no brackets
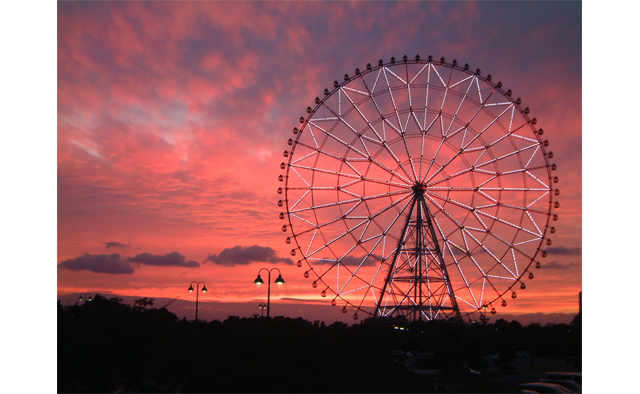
279,56,558,322
374,183,462,322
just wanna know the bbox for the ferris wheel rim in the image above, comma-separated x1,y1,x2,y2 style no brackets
280,55,556,321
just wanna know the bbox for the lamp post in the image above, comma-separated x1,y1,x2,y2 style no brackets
253,268,285,318
188,281,207,321
78,293,92,303
258,302,267,317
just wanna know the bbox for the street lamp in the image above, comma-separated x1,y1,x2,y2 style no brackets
78,293,92,303
253,268,285,318
258,302,267,317
188,281,207,321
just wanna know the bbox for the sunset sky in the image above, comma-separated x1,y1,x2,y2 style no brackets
53,1,584,323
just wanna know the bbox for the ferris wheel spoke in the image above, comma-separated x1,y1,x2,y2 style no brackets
289,149,320,166
485,228,539,263
308,120,370,159
292,139,347,164
488,120,528,147
478,103,519,141
305,233,362,265
427,123,522,187
307,197,407,264
487,274,518,281
430,64,447,88
422,144,467,185
301,228,320,258
471,209,491,231
419,116,447,181
525,170,552,189
289,197,361,214
288,189,311,212
525,210,544,236
361,73,420,182
425,190,474,212
385,66,408,85
399,118,420,180
379,139,415,181
443,241,476,295
289,213,325,231
298,168,409,195
289,213,347,237
438,69,458,138
382,68,405,133
501,165,548,176
339,88,384,143
422,193,465,231
290,163,361,182
368,192,413,224
475,209,540,238
302,122,322,149
406,64,414,110
344,143,414,185
351,263,386,313
450,241,489,280
358,70,388,140
288,166,313,189
474,143,539,170
456,95,509,148
462,228,518,279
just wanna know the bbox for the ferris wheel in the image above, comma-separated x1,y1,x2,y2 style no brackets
278,55,558,322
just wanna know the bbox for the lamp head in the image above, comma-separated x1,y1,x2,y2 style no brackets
275,274,285,288
202,285,207,293
253,275,264,288
188,285,194,293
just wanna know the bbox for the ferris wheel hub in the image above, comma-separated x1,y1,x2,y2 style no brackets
411,183,427,195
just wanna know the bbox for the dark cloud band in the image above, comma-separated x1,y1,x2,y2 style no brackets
204,245,293,266
58,251,199,274
130,251,200,268
105,241,130,250
545,246,581,255
58,253,134,274
543,261,581,270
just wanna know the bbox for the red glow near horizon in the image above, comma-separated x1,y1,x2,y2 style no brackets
57,1,581,322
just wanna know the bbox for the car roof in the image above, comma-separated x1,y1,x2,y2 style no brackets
520,382,572,392
546,372,582,376
543,379,580,386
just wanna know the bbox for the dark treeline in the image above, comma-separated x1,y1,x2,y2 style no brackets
58,295,581,393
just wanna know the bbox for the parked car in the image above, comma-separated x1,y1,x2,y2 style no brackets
540,379,581,393
545,372,581,386
519,382,573,393
515,351,530,358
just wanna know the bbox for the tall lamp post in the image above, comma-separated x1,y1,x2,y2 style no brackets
188,281,207,321
253,268,285,318
78,293,92,303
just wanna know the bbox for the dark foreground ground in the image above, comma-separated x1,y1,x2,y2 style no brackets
58,295,581,393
